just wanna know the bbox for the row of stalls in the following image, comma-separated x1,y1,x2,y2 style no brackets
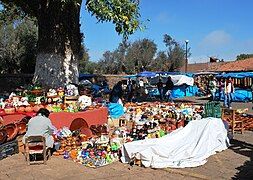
78,71,253,102
130,71,253,102
124,71,199,99
215,72,253,102
194,71,253,102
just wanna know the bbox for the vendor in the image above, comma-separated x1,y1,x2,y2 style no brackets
164,76,174,102
23,108,56,148
109,81,124,104
156,79,164,101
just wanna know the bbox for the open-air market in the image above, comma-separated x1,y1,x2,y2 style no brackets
0,1,253,180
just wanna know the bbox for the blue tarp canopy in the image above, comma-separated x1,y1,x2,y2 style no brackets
137,71,157,77
216,72,253,79
215,88,252,102
157,71,194,77
148,85,199,98
123,74,138,79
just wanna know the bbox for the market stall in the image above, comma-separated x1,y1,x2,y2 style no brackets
1,107,108,129
148,74,198,98
216,72,253,102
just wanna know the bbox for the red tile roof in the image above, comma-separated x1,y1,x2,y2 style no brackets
182,58,253,73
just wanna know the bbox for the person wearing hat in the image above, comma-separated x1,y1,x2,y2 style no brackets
23,108,56,148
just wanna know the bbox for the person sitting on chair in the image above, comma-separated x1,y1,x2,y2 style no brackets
23,108,56,148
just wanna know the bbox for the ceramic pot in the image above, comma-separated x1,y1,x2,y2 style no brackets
20,116,31,124
69,118,89,132
4,123,18,141
16,106,25,113
15,120,27,135
25,106,33,113
79,134,87,142
80,127,93,138
0,109,6,116
32,105,41,112
0,129,7,145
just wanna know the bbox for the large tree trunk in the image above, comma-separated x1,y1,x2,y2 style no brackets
33,1,81,88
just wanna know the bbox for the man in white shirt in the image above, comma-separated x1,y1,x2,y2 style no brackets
224,77,234,108
23,108,56,148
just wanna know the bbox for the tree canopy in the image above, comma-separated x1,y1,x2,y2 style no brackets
0,4,38,74
236,53,253,61
92,35,189,74
1,0,141,40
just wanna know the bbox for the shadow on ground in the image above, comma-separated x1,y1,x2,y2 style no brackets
230,139,253,179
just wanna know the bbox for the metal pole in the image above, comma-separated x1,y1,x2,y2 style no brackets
185,40,188,73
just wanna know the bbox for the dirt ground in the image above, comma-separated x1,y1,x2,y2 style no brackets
1,96,253,180
0,132,252,180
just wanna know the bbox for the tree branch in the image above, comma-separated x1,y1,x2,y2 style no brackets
0,0,40,17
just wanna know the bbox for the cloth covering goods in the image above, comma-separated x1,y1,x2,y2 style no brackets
121,118,229,168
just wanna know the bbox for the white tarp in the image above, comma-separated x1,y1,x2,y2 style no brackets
121,118,229,168
170,75,194,86
149,75,194,86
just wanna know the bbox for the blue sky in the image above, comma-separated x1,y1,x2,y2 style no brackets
80,0,253,63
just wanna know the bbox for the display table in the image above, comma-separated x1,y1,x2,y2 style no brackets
1,107,108,129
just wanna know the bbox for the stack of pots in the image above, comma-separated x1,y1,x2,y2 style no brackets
0,116,30,145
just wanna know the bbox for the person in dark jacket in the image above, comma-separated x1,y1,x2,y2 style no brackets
109,81,123,103
164,76,174,102
156,79,164,101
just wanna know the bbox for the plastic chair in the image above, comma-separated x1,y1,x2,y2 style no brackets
24,136,50,165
